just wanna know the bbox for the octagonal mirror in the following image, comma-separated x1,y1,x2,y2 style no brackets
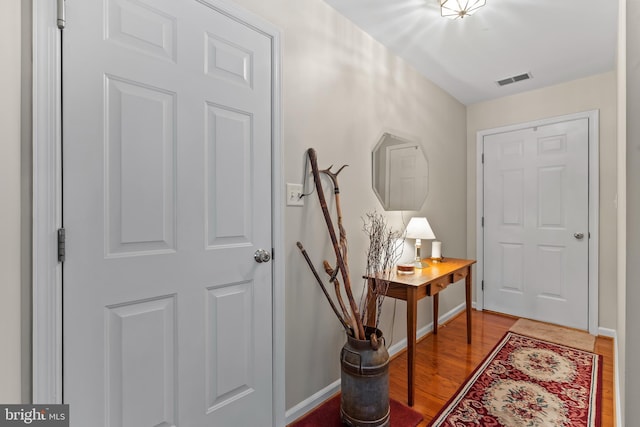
372,133,429,211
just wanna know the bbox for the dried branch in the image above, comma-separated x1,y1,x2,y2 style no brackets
298,151,400,344
323,260,356,333
320,165,349,272
361,212,403,328
307,148,365,339
296,242,353,335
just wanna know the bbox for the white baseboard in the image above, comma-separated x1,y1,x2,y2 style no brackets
595,327,621,426
597,326,616,338
285,379,341,425
285,302,468,424
611,331,622,427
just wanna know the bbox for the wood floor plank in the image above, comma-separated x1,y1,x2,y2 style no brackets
388,310,615,426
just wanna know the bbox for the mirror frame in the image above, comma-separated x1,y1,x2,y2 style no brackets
372,133,429,211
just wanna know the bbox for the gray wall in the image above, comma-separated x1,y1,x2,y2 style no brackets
626,0,640,422
231,0,468,409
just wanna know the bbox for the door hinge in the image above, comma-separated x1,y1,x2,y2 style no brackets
481,280,484,291
57,0,66,30
57,228,66,263
481,153,484,164
481,217,484,227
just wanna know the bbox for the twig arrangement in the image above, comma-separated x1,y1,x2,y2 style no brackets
361,212,403,331
296,148,402,343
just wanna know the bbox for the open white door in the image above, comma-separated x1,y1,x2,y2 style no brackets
62,0,275,425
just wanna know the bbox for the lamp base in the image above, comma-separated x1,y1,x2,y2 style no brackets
413,259,430,269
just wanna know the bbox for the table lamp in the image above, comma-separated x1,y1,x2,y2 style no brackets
405,217,436,268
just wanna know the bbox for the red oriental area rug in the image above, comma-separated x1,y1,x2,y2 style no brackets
290,395,423,427
429,332,602,427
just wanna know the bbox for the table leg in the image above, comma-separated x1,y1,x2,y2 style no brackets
406,287,417,407
466,267,472,344
433,293,439,335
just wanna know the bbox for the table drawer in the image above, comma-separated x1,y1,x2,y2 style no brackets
429,277,451,296
453,269,468,283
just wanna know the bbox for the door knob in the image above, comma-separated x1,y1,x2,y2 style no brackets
254,249,271,263
573,233,584,240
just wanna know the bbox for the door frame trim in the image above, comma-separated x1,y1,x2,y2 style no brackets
32,1,286,425
32,0,62,404
475,110,599,335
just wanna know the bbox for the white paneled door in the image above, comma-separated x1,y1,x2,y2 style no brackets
483,118,589,329
62,0,274,425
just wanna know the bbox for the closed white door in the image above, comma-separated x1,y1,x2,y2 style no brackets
62,0,274,425
483,118,589,329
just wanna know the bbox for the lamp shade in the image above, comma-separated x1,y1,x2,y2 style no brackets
405,217,436,240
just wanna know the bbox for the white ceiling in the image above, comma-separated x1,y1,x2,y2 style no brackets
323,0,618,105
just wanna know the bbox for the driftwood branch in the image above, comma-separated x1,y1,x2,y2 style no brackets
323,260,356,333
296,242,353,336
308,148,365,339
298,150,400,345
320,164,349,275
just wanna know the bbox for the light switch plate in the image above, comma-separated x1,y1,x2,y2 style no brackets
286,183,304,206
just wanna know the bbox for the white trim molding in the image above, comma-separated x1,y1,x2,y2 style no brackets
597,327,617,338
596,328,622,426
266,14,286,427
32,0,62,404
475,110,600,335
614,331,622,427
32,1,285,425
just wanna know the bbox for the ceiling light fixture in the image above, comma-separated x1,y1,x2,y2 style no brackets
440,0,486,19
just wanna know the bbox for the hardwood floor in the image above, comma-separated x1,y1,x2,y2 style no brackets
388,310,615,426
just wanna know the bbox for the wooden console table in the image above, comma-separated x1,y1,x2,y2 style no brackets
365,257,476,407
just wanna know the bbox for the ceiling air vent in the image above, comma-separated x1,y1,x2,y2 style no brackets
496,72,532,87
